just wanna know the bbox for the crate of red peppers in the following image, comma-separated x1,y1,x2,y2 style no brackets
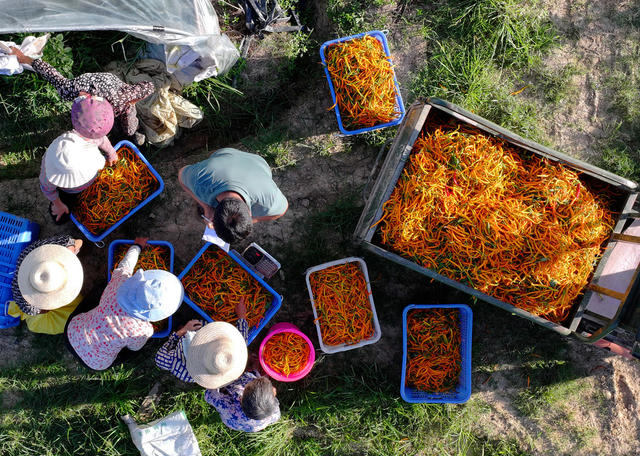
401,304,472,404
320,30,405,135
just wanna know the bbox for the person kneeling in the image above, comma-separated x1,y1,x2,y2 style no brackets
65,238,183,370
155,299,280,432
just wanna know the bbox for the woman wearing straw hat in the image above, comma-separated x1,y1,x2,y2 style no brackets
65,237,184,371
40,94,117,224
7,235,84,334
155,299,280,432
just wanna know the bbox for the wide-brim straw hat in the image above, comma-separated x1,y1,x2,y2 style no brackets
186,321,248,389
17,244,83,310
45,132,106,188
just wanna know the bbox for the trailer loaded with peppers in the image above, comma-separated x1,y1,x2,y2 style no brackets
355,98,640,359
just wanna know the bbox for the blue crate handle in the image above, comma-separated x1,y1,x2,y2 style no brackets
70,140,164,243
400,304,473,404
319,30,406,135
178,243,282,345
106,239,175,338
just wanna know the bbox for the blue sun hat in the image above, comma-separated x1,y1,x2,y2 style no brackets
116,270,183,322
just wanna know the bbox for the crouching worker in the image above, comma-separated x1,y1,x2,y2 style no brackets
65,238,183,371
178,148,288,244
8,236,84,334
155,299,280,432
40,95,117,224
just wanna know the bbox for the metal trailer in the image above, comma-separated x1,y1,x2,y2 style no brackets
354,98,640,359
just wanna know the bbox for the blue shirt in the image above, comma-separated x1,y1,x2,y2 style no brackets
180,148,288,218
155,318,249,383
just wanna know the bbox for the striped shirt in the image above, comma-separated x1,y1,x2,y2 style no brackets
155,318,249,383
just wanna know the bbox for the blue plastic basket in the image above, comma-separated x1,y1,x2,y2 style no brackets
107,239,175,338
0,212,40,328
70,140,164,243
178,243,282,344
400,304,473,404
320,30,405,135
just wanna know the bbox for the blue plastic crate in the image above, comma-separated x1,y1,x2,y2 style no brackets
0,212,40,328
178,243,282,345
320,30,405,135
400,304,472,404
107,239,175,338
70,140,164,243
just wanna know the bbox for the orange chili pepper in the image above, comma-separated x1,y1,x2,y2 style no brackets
405,308,461,393
324,35,400,129
263,332,310,376
72,146,159,235
375,125,619,323
309,262,374,346
181,247,271,328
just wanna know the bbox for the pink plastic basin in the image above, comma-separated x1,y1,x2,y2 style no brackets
259,322,315,382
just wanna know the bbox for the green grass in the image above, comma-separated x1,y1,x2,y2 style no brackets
599,45,640,182
0,31,144,179
0,337,532,456
241,127,297,168
409,0,558,141
327,0,393,36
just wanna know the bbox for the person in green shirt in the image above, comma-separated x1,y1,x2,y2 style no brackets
178,148,288,243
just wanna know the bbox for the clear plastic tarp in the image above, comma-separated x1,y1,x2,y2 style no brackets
0,0,239,79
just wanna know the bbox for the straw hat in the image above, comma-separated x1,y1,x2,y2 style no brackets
116,269,184,322
186,322,248,389
44,132,106,188
17,245,83,310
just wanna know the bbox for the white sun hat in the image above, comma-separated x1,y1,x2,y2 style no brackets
44,131,106,189
186,321,248,389
17,244,83,310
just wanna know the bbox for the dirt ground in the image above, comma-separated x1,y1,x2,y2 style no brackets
2,2,640,455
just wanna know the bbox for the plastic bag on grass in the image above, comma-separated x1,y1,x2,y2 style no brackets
122,411,202,456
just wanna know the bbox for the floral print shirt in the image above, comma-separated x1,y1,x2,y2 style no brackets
204,370,281,433
66,246,153,370
32,59,154,136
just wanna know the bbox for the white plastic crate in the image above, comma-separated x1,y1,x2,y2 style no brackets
305,257,382,354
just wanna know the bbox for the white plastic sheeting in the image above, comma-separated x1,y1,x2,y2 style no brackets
0,0,239,77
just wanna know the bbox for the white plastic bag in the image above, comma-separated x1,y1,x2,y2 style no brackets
122,410,202,456
0,34,49,75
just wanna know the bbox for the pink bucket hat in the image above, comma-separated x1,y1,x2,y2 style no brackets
71,95,114,139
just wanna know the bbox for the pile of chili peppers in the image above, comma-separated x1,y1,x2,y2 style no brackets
405,308,461,393
112,243,171,333
376,125,616,323
325,34,400,129
73,146,159,235
181,247,271,328
112,244,171,276
262,332,311,376
309,262,374,346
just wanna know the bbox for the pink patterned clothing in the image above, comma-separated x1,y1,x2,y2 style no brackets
66,246,153,370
